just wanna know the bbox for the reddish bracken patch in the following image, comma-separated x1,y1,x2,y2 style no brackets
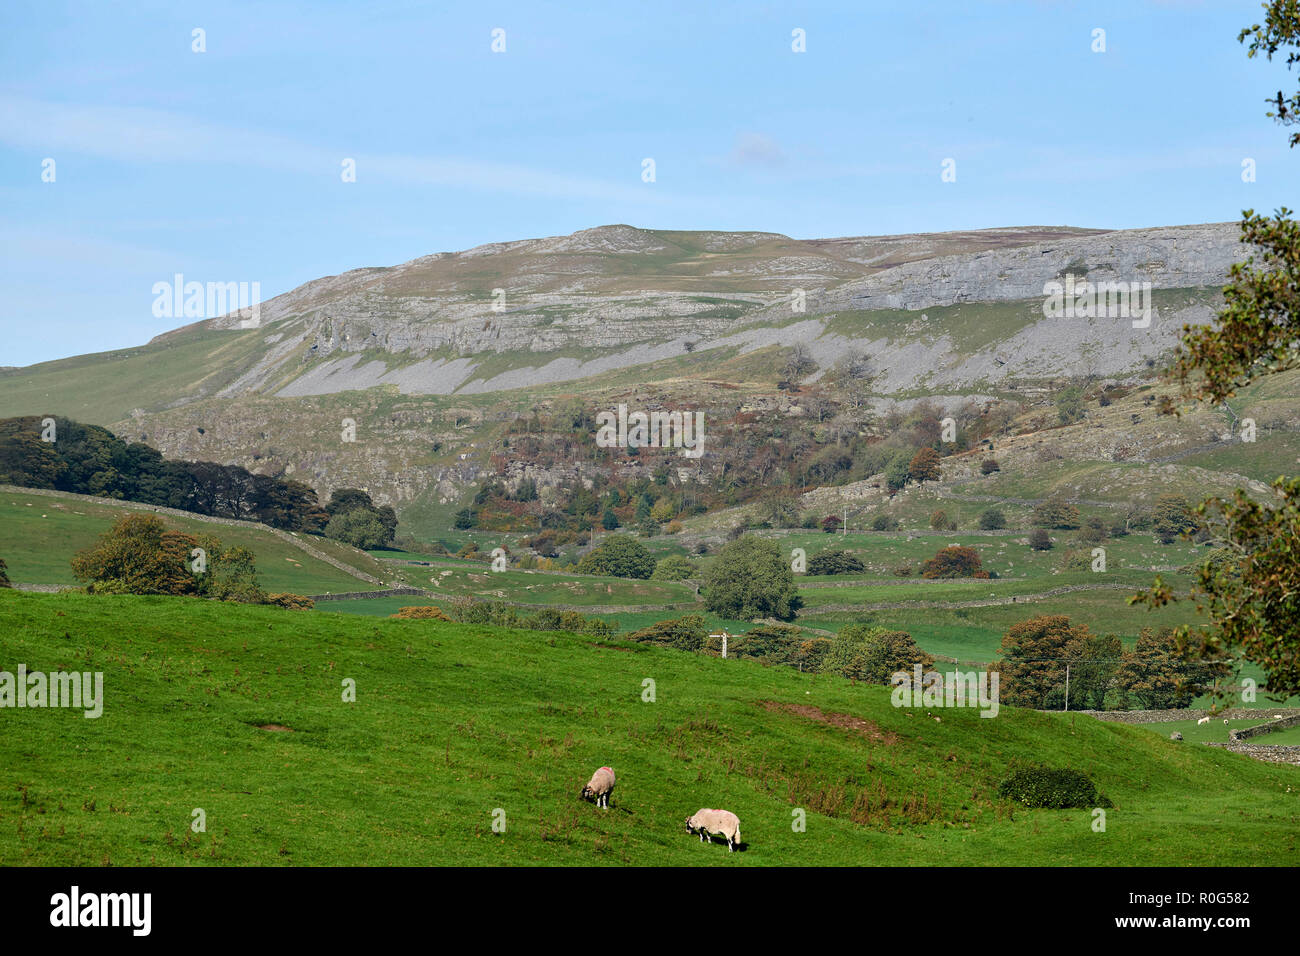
257,724,294,732
758,701,897,745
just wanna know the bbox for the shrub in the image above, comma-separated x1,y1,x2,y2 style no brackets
665,520,683,535
978,508,1006,530
1029,528,1053,551
392,605,452,621
871,513,900,531
575,534,655,579
920,545,983,578
998,767,1111,809
1152,493,1197,544
806,549,865,575
929,509,956,531
980,459,1001,475
821,514,843,533
626,614,708,651
1032,498,1081,529
1078,515,1108,544
651,554,699,581
265,592,314,610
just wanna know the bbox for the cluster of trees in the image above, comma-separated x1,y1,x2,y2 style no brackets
574,534,656,579
702,536,802,621
393,598,615,637
993,615,1225,710
0,416,329,533
67,513,308,608
322,488,397,549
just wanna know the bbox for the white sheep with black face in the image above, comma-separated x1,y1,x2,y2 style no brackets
685,808,742,852
580,766,616,809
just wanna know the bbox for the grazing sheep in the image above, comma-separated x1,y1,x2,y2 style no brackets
685,808,742,852
1170,732,1183,741
1274,715,1283,720
1197,716,1211,725
1224,718,1230,725
580,766,616,809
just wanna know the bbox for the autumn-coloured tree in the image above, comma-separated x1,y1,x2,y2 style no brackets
920,545,984,579
994,615,1091,709
908,447,942,483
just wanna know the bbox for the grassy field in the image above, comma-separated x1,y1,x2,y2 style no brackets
0,589,1296,866
1135,718,1300,746
0,490,370,595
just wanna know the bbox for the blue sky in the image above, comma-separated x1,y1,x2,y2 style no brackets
1,0,1294,367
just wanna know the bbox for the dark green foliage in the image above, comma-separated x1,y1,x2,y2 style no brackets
575,534,655,579
625,614,708,651
978,508,1006,530
806,549,864,575
703,535,802,621
999,767,1112,809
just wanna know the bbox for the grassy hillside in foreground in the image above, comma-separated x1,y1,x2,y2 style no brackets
0,489,371,595
0,591,1295,866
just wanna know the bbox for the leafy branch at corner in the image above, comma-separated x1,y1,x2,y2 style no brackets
1136,1,1300,701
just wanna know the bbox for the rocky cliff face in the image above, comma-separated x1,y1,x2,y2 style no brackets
175,222,1243,400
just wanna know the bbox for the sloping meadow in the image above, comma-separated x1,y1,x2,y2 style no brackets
0,590,1294,866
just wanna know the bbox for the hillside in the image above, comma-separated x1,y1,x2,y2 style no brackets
1,590,1295,866
0,222,1251,524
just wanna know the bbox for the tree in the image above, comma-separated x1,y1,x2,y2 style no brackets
994,615,1091,709
821,625,933,684
453,508,475,530
820,514,842,534
1116,627,1226,709
884,451,911,491
325,508,391,550
575,534,655,579
71,514,197,596
920,545,983,578
979,508,1006,530
806,549,865,575
1032,498,1081,529
601,509,619,531
929,509,955,531
980,459,1001,475
1055,385,1086,425
1135,2,1300,698
1029,528,1053,551
908,447,942,483
651,554,698,580
1152,493,1197,543
703,535,802,621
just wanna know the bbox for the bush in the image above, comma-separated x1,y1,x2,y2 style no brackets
893,564,913,576
265,592,314,610
920,545,983,578
929,509,956,531
1029,529,1053,551
1032,498,1081,529
806,549,865,576
821,515,842,534
575,534,655,579
1078,515,1108,544
626,615,709,651
651,554,699,581
871,513,900,531
980,459,1001,475
392,605,452,621
998,767,1111,809
978,508,1006,530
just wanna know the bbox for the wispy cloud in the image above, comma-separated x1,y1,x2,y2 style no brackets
0,94,662,204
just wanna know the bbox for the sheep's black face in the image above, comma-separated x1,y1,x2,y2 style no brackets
580,787,592,801
685,819,695,834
